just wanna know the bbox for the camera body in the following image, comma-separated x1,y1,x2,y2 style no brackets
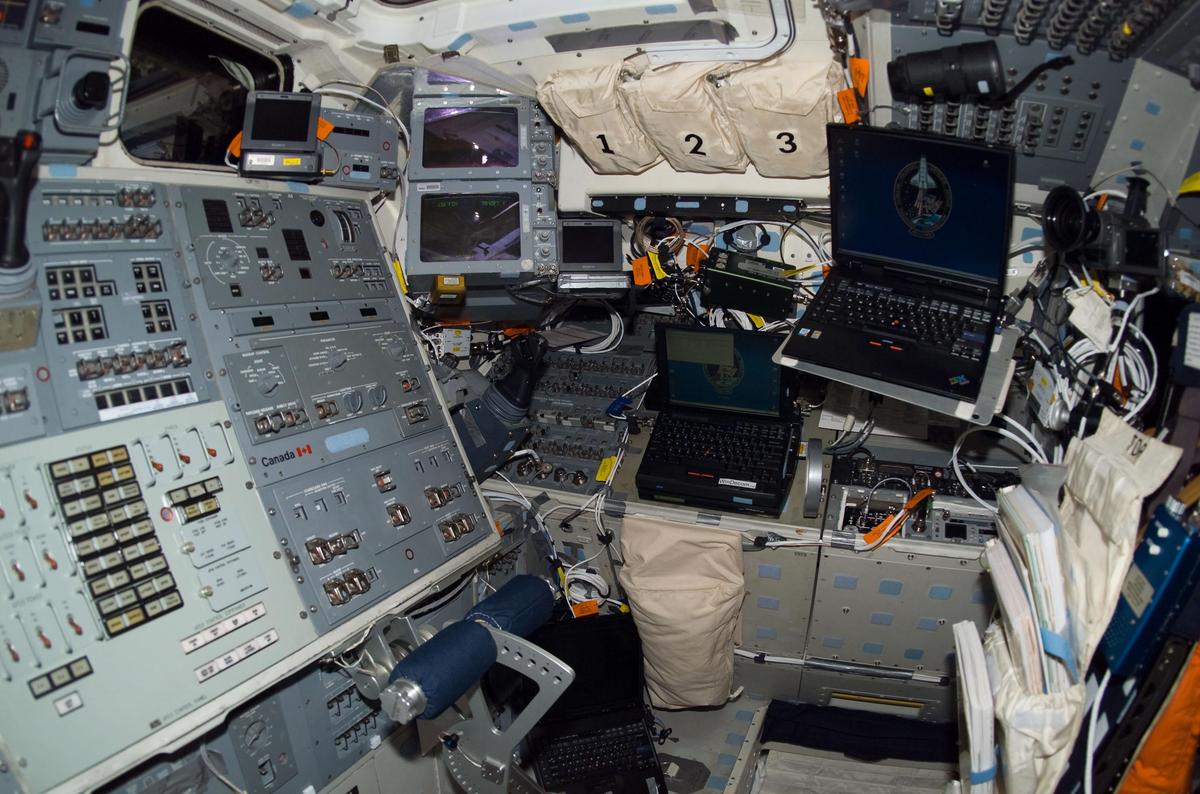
1042,177,1162,275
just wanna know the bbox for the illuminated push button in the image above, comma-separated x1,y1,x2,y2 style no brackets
49,667,72,688
68,658,92,679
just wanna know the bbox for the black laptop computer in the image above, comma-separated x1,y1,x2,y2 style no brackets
528,614,666,794
779,123,1015,405
636,325,801,516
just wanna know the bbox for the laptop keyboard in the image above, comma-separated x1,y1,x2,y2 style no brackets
644,414,790,487
808,280,994,361
538,722,657,788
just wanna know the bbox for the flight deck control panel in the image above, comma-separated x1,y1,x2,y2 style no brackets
0,179,494,794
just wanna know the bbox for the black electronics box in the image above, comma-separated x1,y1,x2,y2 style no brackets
702,249,795,319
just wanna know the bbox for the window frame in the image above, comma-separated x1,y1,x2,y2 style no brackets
118,2,290,172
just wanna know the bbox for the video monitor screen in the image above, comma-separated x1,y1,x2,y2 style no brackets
561,222,620,267
250,97,316,143
420,193,521,262
421,107,520,169
662,327,783,418
829,125,1014,282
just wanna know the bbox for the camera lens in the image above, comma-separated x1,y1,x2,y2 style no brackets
887,41,1005,102
1041,186,1089,252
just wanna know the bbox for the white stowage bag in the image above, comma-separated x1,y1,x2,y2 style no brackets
618,61,750,174
617,515,744,708
536,63,663,175
715,59,842,178
987,411,1181,793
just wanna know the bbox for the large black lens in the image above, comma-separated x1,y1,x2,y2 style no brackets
887,41,1005,101
1042,186,1089,252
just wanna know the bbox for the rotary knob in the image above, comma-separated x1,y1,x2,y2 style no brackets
344,390,364,413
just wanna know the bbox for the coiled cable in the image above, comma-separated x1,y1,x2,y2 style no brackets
1014,0,1051,44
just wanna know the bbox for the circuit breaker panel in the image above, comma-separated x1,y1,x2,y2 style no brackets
0,180,495,794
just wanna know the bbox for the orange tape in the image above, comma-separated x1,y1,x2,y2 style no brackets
227,131,243,158
631,256,652,286
316,117,335,141
570,599,600,618
849,57,870,97
837,89,861,124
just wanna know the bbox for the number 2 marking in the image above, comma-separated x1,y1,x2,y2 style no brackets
684,133,707,156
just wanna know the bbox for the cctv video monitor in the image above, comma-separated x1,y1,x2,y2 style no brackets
405,180,558,284
241,92,321,153
558,219,623,272
409,96,537,181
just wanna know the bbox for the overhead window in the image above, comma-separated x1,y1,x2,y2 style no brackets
119,7,286,167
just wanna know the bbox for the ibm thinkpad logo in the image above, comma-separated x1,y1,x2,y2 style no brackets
261,444,313,467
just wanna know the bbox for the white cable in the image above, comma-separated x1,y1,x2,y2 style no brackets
1001,415,1050,464
200,745,246,794
577,309,623,354
950,424,1049,513
622,372,657,397
734,647,806,666
1084,669,1113,794
1084,190,1127,202
1124,324,1159,422
1106,288,1158,378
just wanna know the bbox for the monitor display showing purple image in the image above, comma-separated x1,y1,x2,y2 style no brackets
421,107,520,169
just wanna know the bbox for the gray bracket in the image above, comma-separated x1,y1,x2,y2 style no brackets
443,626,575,794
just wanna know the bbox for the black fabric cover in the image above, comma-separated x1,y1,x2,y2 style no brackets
760,701,957,764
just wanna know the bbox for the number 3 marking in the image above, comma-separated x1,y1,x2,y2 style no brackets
777,132,797,153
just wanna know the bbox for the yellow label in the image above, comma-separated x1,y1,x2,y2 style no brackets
282,157,302,166
1180,171,1200,196
595,455,618,482
391,259,409,294
748,314,765,329
648,250,668,281
922,85,934,97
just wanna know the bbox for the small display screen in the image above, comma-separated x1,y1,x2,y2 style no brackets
561,223,620,268
663,328,783,418
531,616,643,722
422,107,520,169
250,97,316,143
420,193,521,262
